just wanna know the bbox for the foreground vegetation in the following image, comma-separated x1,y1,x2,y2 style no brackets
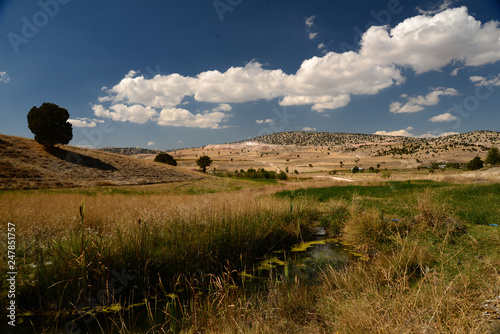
1,179,499,333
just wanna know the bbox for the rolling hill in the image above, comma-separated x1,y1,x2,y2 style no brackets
0,134,203,190
241,130,500,148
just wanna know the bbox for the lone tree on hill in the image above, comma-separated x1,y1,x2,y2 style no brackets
485,146,500,165
27,103,73,147
196,155,212,173
154,152,177,166
466,156,483,171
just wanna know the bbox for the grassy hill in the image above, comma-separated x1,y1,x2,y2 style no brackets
0,134,203,190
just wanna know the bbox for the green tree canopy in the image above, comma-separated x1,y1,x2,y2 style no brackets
154,152,177,166
466,156,483,171
27,103,73,147
196,155,212,173
485,147,500,165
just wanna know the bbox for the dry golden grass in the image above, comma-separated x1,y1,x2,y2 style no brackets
0,134,204,189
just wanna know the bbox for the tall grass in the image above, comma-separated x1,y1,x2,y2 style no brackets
1,181,499,333
0,188,320,314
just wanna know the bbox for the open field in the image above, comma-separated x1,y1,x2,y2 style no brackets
1,176,500,333
128,130,500,179
1,132,500,333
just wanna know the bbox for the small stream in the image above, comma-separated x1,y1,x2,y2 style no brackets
247,237,353,284
3,237,353,334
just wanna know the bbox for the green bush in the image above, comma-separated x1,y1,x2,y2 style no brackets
466,156,483,170
154,152,177,166
485,147,500,165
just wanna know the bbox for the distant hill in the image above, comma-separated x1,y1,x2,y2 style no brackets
0,134,203,190
241,130,500,147
99,147,162,156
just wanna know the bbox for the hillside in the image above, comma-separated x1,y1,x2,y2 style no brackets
99,147,162,155
0,134,203,190
243,130,500,148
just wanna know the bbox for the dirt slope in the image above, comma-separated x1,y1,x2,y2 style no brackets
0,134,204,190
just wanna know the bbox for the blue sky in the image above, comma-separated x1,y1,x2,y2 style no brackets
1,0,500,150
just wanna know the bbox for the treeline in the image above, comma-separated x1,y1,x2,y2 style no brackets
220,167,288,180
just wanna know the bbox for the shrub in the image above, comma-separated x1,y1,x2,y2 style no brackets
485,147,500,165
154,152,177,166
466,156,483,170
277,171,288,180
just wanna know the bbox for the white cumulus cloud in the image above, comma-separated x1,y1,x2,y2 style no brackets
93,104,158,124
68,117,105,128
390,87,459,113
147,141,155,146
93,7,500,126
157,108,230,129
374,127,458,138
0,71,10,83
256,119,274,124
360,6,500,73
302,127,316,131
428,112,458,122
374,126,415,137
212,103,232,112
470,74,500,86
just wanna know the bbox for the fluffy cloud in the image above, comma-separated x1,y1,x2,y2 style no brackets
280,94,351,112
212,103,232,112
157,108,230,129
256,119,274,124
0,71,10,83
390,87,459,113
360,6,500,73
374,127,458,138
94,7,500,126
147,141,155,146
428,112,458,122
93,104,158,124
374,126,415,137
302,127,316,131
68,117,105,128
470,74,500,86
305,16,315,28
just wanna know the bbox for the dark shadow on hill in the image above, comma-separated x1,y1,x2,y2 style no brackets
45,146,118,171
0,138,10,149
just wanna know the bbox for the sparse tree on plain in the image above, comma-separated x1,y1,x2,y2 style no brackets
27,102,73,147
196,155,212,173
